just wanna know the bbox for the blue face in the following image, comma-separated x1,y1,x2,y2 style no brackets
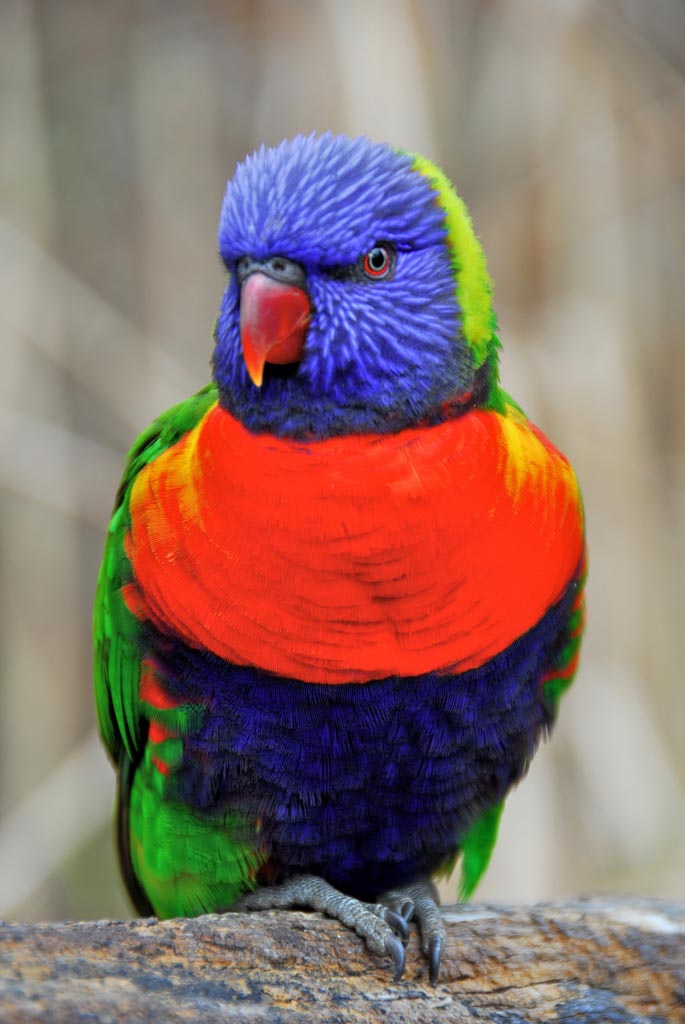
213,134,474,439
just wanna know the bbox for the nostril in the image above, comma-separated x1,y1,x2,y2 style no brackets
236,256,252,281
237,255,306,290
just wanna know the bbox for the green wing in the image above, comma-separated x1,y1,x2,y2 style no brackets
93,383,218,765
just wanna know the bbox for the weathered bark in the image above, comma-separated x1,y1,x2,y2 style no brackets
0,897,683,1023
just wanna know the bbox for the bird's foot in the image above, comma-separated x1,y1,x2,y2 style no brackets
234,873,409,980
380,878,444,983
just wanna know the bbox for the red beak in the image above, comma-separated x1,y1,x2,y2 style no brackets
239,272,311,387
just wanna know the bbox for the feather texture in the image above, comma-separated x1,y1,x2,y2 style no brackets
123,401,583,684
93,134,586,925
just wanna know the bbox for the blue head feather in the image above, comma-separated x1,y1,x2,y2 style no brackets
213,133,480,439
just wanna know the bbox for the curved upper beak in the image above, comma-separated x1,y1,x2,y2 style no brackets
239,269,311,387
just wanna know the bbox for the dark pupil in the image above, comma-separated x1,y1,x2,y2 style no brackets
369,248,386,270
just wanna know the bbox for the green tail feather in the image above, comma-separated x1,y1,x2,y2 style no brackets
457,801,504,902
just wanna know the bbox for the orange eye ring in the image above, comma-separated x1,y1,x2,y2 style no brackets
362,245,393,279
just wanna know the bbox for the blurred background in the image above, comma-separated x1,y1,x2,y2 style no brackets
1,0,683,922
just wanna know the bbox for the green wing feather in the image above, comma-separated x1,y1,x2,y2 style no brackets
93,383,218,764
457,801,504,901
542,568,586,719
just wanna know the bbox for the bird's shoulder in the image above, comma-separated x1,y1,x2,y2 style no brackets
112,384,219,519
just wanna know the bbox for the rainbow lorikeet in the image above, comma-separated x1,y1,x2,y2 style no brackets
94,133,585,982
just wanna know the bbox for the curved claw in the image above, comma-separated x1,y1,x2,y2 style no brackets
382,908,410,942
399,899,415,923
428,934,443,985
385,932,406,981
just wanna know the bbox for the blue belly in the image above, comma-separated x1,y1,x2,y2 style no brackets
144,577,576,899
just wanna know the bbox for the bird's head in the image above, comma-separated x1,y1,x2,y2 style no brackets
213,133,500,439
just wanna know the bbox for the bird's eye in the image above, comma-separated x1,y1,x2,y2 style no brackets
361,244,394,280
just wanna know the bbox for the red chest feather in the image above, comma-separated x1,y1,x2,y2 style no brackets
125,404,584,683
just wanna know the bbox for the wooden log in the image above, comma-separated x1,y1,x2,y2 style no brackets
0,897,683,1022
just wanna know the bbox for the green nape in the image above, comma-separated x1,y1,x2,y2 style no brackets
457,801,505,902
129,748,265,919
409,152,496,372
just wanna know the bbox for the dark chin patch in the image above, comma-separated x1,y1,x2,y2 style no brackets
262,362,301,384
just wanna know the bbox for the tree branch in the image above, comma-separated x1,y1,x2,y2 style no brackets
1,897,683,1022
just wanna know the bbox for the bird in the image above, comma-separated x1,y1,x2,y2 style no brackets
94,132,585,983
